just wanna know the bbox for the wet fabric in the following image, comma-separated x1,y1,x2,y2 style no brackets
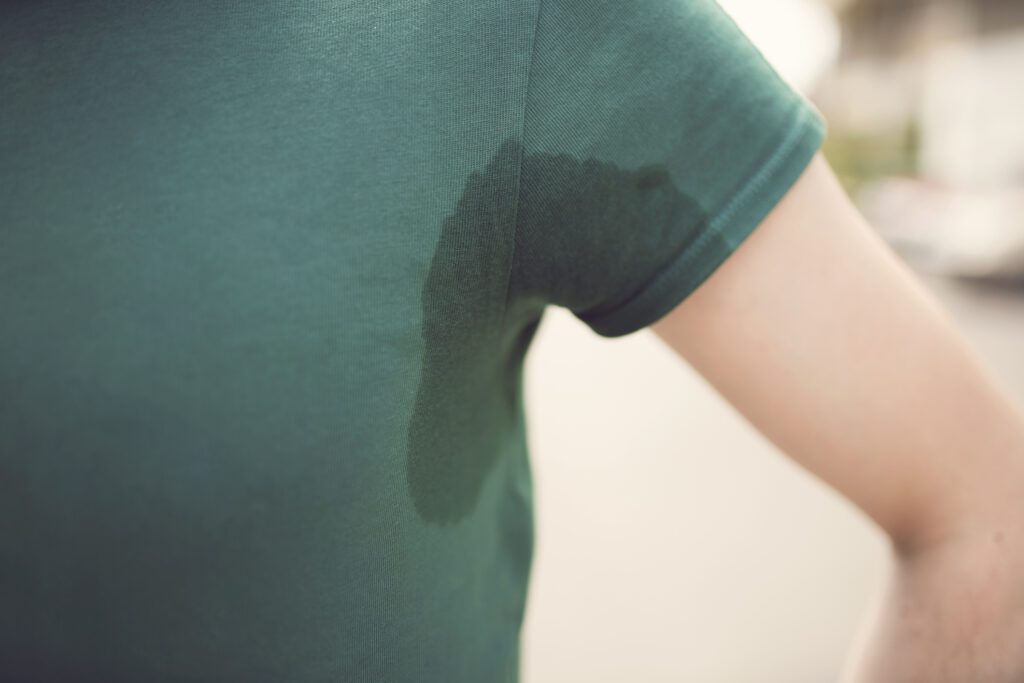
0,0,825,680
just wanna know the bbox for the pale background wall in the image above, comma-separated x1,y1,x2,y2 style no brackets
518,308,888,683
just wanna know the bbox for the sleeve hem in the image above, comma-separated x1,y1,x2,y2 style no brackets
577,104,827,338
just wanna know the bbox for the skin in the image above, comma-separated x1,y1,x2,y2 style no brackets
649,153,1024,681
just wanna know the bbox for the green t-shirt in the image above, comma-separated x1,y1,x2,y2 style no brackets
0,0,825,680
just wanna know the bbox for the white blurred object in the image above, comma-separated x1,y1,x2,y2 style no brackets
816,58,920,135
717,0,841,92
919,29,1024,189
859,178,1024,278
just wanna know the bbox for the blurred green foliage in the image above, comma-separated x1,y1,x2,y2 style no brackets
821,118,921,196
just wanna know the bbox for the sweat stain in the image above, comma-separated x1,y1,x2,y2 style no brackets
407,136,706,525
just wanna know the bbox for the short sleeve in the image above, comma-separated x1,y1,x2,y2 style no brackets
508,0,827,337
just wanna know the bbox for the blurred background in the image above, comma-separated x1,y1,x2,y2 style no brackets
520,0,1024,680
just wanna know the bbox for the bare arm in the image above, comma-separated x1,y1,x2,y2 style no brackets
649,153,1024,681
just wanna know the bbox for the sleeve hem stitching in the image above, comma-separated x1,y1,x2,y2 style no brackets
578,103,826,336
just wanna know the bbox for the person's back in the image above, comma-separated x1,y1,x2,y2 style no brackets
25,1,1024,681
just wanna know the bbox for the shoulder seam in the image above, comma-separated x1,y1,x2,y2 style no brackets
499,0,546,328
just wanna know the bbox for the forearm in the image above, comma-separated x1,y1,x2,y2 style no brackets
838,378,1024,682
840,524,1024,683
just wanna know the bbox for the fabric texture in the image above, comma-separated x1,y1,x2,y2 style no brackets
0,0,824,681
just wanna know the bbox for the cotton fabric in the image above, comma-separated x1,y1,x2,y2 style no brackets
0,0,824,680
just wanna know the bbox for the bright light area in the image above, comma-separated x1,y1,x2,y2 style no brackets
718,0,840,91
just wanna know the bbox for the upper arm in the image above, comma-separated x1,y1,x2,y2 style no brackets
649,153,1024,554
